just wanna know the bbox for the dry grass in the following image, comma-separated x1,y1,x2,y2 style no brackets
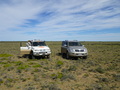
0,41,120,90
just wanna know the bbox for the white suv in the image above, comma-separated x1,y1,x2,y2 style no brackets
20,40,51,59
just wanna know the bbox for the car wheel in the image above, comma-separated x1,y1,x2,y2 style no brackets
83,56,87,59
28,54,32,59
32,55,35,59
74,57,78,60
30,51,35,59
46,55,50,59
66,52,70,59
62,53,65,58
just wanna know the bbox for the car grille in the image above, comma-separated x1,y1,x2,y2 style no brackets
75,49,84,52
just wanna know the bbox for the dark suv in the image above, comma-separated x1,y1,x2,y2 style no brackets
61,40,88,59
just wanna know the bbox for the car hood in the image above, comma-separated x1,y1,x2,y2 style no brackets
69,46,86,50
32,46,50,50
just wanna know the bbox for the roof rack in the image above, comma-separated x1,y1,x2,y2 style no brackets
28,39,44,42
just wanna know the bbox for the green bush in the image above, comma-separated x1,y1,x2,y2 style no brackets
51,73,57,79
3,64,11,68
17,65,30,70
57,73,63,79
95,67,105,74
33,64,42,68
68,65,77,71
0,54,13,57
15,61,23,66
0,79,3,84
56,61,64,67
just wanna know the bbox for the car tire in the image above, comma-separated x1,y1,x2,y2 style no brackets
32,55,35,59
62,53,65,58
83,56,87,59
74,57,78,60
46,55,50,59
29,51,35,59
66,52,70,59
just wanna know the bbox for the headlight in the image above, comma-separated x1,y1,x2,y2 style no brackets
40,49,43,51
84,48,87,52
46,49,50,51
69,48,74,52
34,49,40,51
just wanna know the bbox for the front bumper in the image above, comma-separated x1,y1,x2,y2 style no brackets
69,52,88,57
33,51,51,56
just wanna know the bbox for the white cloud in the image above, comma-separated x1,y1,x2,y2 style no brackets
0,0,48,31
0,0,120,41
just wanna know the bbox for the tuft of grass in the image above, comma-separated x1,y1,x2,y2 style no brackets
0,79,3,84
28,62,36,65
32,64,42,68
95,67,105,74
3,64,12,68
33,69,41,72
17,65,30,70
51,73,57,79
83,73,89,78
57,72,63,79
0,54,13,57
56,61,64,68
68,65,77,71
7,78,14,83
48,84,60,90
15,61,23,66
0,57,8,60
0,62,7,64
112,74,120,81
60,74,76,81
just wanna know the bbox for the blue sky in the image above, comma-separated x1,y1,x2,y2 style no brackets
0,0,120,41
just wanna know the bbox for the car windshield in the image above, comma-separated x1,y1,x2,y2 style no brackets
69,42,82,46
32,42,46,46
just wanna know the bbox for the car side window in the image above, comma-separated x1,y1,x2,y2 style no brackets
62,41,67,46
62,41,63,46
65,42,68,46
62,41,65,46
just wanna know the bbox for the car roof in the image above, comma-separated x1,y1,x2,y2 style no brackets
63,40,79,42
28,40,44,42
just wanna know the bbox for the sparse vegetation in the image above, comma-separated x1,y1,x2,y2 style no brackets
0,54,13,57
0,41,120,90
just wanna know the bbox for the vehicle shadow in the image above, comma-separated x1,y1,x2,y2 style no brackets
18,55,50,60
56,53,62,56
56,53,83,60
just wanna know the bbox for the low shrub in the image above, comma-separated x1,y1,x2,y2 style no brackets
68,65,77,71
0,54,13,57
0,79,3,84
15,61,23,66
56,61,64,67
32,64,42,68
95,67,105,74
17,65,30,70
57,73,63,79
3,64,12,68
51,73,57,79
112,74,120,81
83,73,89,78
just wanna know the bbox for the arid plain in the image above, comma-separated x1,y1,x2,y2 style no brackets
0,41,120,90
